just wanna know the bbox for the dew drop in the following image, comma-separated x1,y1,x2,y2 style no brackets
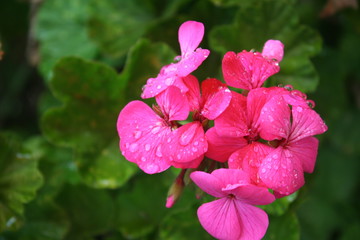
180,124,198,146
147,164,159,173
296,106,303,112
167,137,172,143
273,154,278,159
177,154,181,160
156,145,163,157
141,157,146,162
261,168,266,173
133,130,142,139
194,141,199,146
157,85,162,89
151,126,161,134
192,147,198,152
129,143,138,152
145,144,151,151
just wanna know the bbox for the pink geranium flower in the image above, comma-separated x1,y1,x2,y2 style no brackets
183,76,232,121
141,21,210,99
257,93,328,196
190,169,275,240
117,85,207,174
222,40,284,91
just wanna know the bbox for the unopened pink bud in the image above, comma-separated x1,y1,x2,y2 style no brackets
166,195,175,208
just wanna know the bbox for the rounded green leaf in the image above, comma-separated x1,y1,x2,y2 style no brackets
0,133,43,232
35,0,98,79
56,184,115,239
42,57,124,152
78,141,138,189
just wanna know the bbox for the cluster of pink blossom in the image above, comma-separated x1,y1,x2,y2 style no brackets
117,21,327,240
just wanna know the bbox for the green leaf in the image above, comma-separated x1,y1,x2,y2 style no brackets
0,133,43,232
209,0,322,92
56,185,115,239
35,0,98,79
115,172,174,238
41,57,136,189
87,0,154,59
159,206,212,240
120,39,176,100
260,192,298,216
1,200,69,240
78,141,138,189
42,57,124,152
23,137,81,201
263,212,300,240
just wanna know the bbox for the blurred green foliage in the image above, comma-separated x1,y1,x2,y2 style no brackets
0,0,359,239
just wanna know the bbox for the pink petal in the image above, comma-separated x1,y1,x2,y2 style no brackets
200,78,232,120
197,198,269,240
262,40,284,62
289,106,328,142
176,48,210,77
228,142,273,186
171,154,204,169
183,75,201,111
205,127,247,162
222,51,280,90
259,94,291,141
117,101,171,174
178,21,205,57
211,168,251,187
247,87,288,131
259,147,304,196
141,64,189,99
155,86,189,121
223,184,275,206
214,91,248,138
287,136,319,173
165,121,208,164
190,171,225,198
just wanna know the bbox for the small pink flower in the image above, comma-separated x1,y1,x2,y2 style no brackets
141,21,210,99
117,86,207,173
183,76,232,120
258,93,328,196
222,40,284,91
190,169,275,240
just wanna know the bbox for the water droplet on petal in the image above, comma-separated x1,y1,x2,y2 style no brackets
156,145,163,157
147,164,159,173
151,126,161,134
296,106,303,112
129,143,138,152
273,154,278,159
145,144,151,151
141,157,146,162
179,124,198,146
194,141,199,146
133,130,142,139
177,154,181,160
192,147,198,152
261,168,266,173
157,85,162,89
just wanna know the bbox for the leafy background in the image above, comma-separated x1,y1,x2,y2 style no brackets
0,0,359,239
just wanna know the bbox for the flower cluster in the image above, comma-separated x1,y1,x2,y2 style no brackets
117,21,327,240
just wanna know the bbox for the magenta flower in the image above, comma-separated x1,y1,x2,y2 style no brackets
222,40,284,91
258,93,328,196
190,169,275,240
117,85,207,174
141,21,210,99
205,87,286,163
183,76,232,121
